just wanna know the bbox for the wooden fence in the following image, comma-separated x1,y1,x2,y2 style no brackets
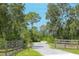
54,39,79,49
0,40,23,56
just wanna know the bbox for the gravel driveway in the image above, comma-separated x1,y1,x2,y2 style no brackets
32,42,77,56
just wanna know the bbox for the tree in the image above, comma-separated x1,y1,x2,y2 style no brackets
0,4,25,41
6,4,25,40
46,3,79,40
65,5,79,39
32,26,41,42
0,4,26,49
46,4,61,38
24,12,41,42
20,26,31,48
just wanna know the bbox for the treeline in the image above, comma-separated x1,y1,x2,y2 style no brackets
1,3,79,46
0,4,25,41
45,3,79,39
0,4,41,48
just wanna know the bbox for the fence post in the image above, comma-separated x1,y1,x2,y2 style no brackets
5,40,8,56
14,40,18,56
2,32,8,56
54,39,56,48
64,40,67,48
77,40,79,49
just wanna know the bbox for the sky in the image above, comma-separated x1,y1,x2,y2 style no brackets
24,3,48,30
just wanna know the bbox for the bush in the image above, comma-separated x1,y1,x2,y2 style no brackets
41,35,55,43
46,35,55,43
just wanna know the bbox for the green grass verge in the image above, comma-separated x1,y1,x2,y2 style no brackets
61,48,79,54
16,48,42,56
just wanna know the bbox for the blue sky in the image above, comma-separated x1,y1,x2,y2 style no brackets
24,3,48,30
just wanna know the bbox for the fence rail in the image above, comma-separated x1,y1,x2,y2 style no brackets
0,40,23,56
54,39,79,49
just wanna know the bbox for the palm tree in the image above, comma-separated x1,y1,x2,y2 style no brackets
24,12,41,47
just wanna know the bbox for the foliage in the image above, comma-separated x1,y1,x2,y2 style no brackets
61,48,79,54
0,4,25,41
20,27,31,48
24,12,41,26
24,12,41,42
46,3,79,39
16,48,42,56
32,27,41,42
46,35,55,43
0,4,41,49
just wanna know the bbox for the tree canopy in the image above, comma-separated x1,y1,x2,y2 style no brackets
46,3,79,39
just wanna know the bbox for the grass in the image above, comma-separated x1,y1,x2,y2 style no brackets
16,48,42,56
61,48,79,54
